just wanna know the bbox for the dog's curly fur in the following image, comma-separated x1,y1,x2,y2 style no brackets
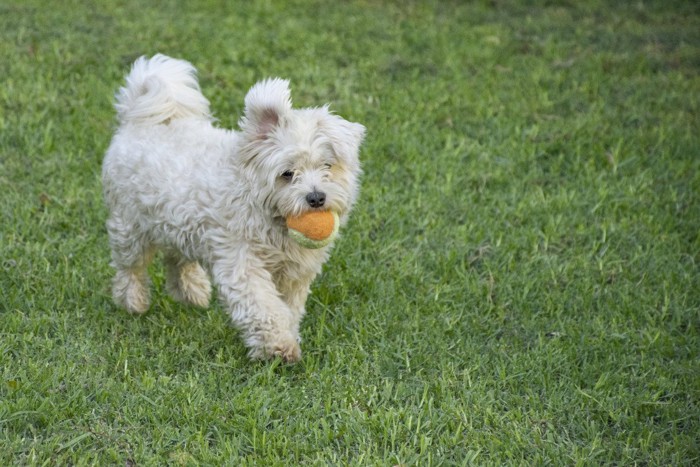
102,55,365,362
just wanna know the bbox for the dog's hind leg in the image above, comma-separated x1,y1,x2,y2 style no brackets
164,253,211,308
106,217,156,314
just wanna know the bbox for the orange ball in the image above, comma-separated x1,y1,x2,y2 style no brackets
286,211,339,249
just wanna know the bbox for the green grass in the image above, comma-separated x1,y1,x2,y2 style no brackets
1,0,699,464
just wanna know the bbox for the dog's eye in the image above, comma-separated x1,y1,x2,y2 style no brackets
281,170,294,180
323,163,332,170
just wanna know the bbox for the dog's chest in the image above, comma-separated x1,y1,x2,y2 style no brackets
265,244,327,279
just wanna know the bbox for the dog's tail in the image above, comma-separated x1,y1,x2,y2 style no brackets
114,54,212,126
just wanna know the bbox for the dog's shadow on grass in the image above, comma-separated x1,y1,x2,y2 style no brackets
93,264,248,366
92,260,352,378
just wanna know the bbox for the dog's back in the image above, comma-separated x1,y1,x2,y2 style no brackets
102,55,236,261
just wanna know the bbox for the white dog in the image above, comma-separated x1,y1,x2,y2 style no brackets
102,55,364,362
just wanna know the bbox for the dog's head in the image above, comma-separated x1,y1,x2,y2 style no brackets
237,78,365,224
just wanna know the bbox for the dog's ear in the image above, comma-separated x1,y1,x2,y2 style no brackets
320,112,366,165
240,78,292,139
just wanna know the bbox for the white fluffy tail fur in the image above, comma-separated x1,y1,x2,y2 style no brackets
115,54,212,126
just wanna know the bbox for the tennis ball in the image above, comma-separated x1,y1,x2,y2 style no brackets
286,211,339,249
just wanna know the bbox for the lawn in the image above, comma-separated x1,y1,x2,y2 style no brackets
1,0,698,464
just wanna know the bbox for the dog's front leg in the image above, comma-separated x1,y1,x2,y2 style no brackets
211,247,301,363
276,272,316,341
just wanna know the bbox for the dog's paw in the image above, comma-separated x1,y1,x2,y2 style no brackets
167,262,211,308
172,278,211,308
113,271,150,314
124,290,150,314
248,335,302,363
271,339,302,363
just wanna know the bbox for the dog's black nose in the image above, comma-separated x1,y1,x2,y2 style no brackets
306,191,326,208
